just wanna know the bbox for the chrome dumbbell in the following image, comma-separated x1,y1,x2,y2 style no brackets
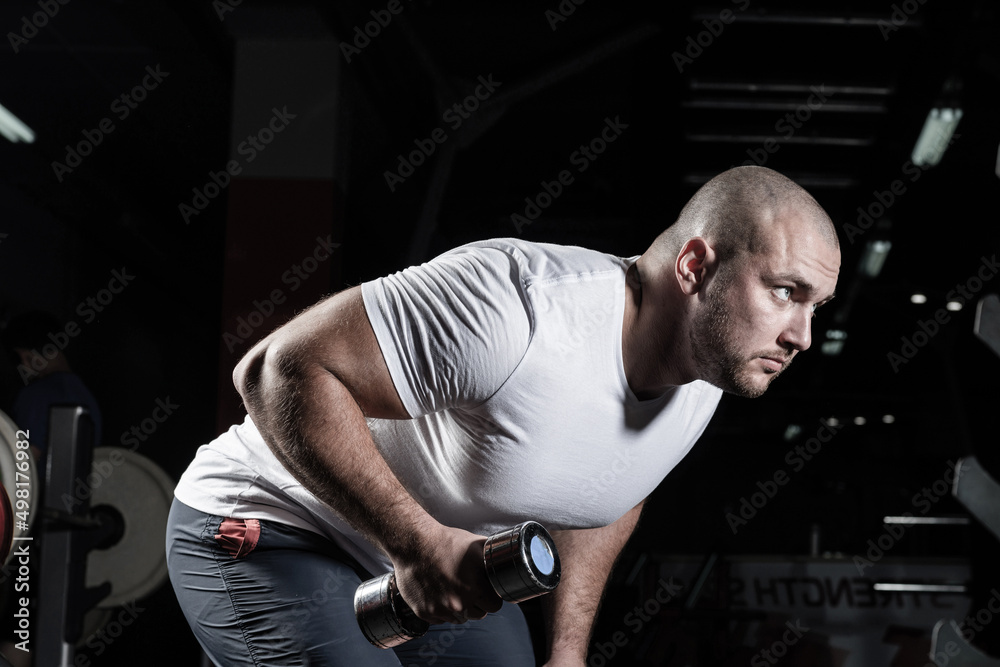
354,521,560,649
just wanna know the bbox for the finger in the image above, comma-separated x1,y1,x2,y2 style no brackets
481,594,503,614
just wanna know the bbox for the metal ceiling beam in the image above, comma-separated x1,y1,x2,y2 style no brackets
684,134,875,147
689,81,895,97
690,11,922,28
681,99,888,113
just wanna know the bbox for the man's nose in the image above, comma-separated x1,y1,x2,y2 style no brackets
779,309,812,352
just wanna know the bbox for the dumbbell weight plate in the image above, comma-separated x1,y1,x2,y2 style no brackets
0,409,39,566
354,572,430,649
483,521,560,604
85,447,174,608
0,481,12,565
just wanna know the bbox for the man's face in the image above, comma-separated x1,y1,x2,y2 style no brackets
690,212,840,398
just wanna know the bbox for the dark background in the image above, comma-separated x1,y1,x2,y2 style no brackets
1,0,999,664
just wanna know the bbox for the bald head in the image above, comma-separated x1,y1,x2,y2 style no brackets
651,166,838,271
622,166,841,398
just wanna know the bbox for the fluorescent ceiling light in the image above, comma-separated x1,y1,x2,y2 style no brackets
873,583,966,593
859,240,891,278
0,102,34,143
911,293,927,304
821,340,844,356
911,107,961,167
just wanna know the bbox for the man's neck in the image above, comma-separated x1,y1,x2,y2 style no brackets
621,261,697,399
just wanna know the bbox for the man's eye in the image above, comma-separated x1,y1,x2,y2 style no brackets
775,287,793,301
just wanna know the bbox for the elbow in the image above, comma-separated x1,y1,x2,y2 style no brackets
233,341,268,407
233,337,309,411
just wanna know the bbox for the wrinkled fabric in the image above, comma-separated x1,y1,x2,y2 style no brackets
214,517,260,559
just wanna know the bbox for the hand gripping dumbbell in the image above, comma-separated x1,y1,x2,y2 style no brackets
354,521,560,649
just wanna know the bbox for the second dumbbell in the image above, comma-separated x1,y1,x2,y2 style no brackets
354,520,561,649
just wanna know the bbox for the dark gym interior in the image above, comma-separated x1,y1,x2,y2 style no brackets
1,0,999,665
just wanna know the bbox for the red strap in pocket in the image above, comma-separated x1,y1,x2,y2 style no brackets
214,517,261,558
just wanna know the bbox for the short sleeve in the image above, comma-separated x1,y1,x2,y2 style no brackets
361,244,532,418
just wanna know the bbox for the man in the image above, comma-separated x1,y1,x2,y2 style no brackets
1,310,103,460
166,165,840,666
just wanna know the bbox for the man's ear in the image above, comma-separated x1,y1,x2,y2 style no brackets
675,237,716,295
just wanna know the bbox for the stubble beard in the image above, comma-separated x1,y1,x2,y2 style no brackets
690,278,781,399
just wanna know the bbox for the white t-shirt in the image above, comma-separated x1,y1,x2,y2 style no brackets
174,239,722,576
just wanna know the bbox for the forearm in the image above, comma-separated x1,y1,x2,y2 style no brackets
543,501,644,664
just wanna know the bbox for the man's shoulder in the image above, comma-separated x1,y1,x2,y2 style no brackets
450,237,630,286
19,371,87,398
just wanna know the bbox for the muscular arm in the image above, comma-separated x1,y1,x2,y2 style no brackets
542,500,645,666
233,285,500,622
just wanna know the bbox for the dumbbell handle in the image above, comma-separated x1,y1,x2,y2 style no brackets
354,520,560,649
